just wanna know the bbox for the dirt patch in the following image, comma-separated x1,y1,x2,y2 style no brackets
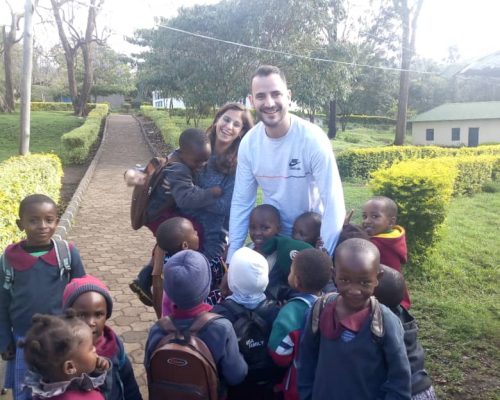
135,114,171,156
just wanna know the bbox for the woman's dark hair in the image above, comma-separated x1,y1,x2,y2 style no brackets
206,102,254,174
20,309,88,381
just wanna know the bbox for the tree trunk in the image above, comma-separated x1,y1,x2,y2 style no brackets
3,28,15,113
328,99,337,138
394,0,424,145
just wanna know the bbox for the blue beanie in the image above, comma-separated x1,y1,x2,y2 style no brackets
163,250,211,309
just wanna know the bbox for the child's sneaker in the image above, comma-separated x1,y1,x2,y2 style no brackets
129,279,153,307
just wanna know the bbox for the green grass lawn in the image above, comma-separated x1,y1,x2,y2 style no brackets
331,124,412,153
0,111,84,162
343,184,500,399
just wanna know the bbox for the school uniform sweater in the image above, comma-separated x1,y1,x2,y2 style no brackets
268,294,316,400
144,304,248,387
298,299,411,400
370,226,411,309
96,326,142,400
0,241,85,353
228,115,345,261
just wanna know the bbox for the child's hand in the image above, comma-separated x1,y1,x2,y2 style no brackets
1,343,15,361
210,186,223,197
95,356,110,372
315,236,324,249
343,209,354,225
219,272,232,298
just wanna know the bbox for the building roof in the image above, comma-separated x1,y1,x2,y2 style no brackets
458,51,500,78
412,102,500,122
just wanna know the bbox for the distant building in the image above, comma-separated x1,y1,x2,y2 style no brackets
152,91,185,109
411,102,500,147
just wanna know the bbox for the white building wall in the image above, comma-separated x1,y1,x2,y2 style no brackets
412,119,500,146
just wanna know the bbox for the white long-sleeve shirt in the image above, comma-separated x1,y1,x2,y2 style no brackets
227,114,345,262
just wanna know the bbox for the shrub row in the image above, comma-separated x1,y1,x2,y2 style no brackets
338,144,500,180
30,102,98,112
339,114,396,125
140,105,182,149
61,104,108,164
0,154,63,252
370,154,499,262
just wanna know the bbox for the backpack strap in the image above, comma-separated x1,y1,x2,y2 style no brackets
1,253,14,291
52,239,72,280
369,296,385,340
157,312,221,342
311,292,338,335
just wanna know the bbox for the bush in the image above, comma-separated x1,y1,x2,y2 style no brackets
30,102,98,113
140,105,182,149
61,104,108,164
338,144,500,180
340,114,396,125
370,154,499,261
0,154,63,252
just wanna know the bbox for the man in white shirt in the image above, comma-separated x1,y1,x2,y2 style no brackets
227,65,345,262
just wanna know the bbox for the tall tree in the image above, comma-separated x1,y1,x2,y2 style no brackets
393,0,423,144
1,1,23,112
50,0,105,116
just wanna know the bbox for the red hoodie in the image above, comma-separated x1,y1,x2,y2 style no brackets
370,226,411,309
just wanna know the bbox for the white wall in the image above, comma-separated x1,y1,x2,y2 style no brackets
412,119,500,146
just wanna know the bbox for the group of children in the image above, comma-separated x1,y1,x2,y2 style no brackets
0,187,436,399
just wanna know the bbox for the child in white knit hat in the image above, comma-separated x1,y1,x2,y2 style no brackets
213,247,283,400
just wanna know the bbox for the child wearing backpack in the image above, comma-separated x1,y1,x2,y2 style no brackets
268,248,332,400
374,266,437,400
62,275,142,400
129,128,223,306
145,250,247,400
298,238,411,400
21,310,110,400
0,194,86,400
213,247,282,400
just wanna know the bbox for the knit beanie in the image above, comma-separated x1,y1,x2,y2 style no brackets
63,275,113,318
163,250,211,310
228,247,268,308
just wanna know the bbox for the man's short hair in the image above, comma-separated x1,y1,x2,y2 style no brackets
251,65,287,89
294,248,332,292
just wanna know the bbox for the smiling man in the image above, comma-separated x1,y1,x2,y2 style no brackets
227,65,346,262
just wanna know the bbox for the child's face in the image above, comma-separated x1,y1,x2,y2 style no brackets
70,325,99,377
362,200,395,236
335,253,380,313
249,210,280,252
72,292,108,345
16,202,58,246
182,221,200,251
181,144,211,172
292,218,319,246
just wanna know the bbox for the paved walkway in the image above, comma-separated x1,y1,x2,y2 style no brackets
68,115,156,396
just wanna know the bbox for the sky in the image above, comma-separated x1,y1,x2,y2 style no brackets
2,0,500,63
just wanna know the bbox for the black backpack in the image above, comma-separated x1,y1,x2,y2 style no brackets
223,300,278,384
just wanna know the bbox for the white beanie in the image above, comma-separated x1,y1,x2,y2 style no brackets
228,247,269,307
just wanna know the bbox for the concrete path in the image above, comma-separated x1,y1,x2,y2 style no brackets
68,115,156,396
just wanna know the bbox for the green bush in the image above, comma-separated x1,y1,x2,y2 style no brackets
140,105,182,148
340,114,396,125
61,104,108,164
338,144,500,180
370,154,499,261
0,154,63,252
31,102,74,111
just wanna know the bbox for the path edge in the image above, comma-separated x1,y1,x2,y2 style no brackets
54,115,110,240
133,114,160,157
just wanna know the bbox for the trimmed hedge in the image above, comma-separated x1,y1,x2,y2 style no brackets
340,114,396,125
31,102,74,111
0,154,63,252
338,144,500,180
370,154,499,262
61,104,108,164
140,105,182,149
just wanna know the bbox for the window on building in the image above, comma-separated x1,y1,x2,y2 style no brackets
426,128,434,141
452,128,460,141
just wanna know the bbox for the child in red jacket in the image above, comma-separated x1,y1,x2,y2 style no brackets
362,196,411,309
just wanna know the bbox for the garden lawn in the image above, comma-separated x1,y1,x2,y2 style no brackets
331,125,412,153
344,184,499,399
0,111,84,162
